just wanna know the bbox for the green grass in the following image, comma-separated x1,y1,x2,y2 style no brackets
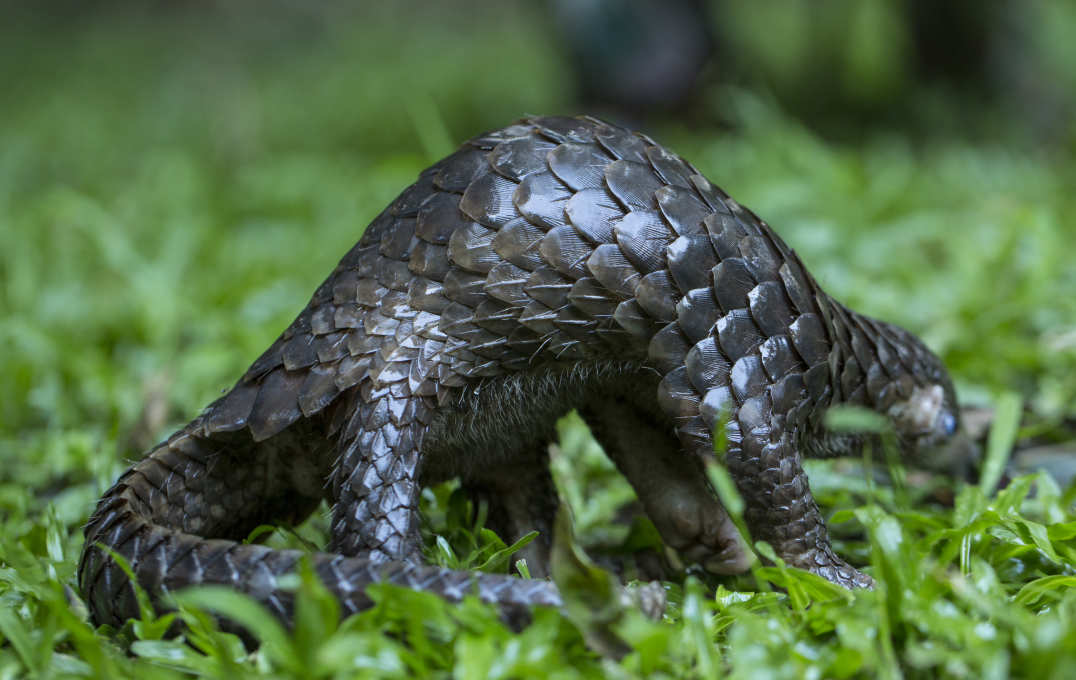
3,4,1076,678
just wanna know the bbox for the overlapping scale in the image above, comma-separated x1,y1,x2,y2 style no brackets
769,372,806,416
667,234,717,293
314,332,349,363
460,172,518,228
729,355,768,404
489,137,557,181
778,260,817,316
703,213,746,260
491,218,546,271
514,172,571,230
699,386,734,427
711,258,757,313
605,160,663,210
747,280,796,337
612,299,659,339
409,242,451,281
587,243,641,299
689,175,732,213
416,192,471,245
548,142,610,191
375,258,412,291
788,314,829,366
522,267,572,309
471,300,518,337
685,336,730,393
407,277,448,314
595,124,649,162
657,366,700,420
716,309,763,361
282,334,318,371
634,270,678,322
738,235,782,282
676,288,721,343
334,303,362,329
656,185,709,235
247,368,307,441
532,116,597,144
432,148,487,192
518,300,558,336
539,225,593,279
647,322,692,374
447,222,500,274
565,188,622,244
442,270,487,307
483,261,531,306
202,381,259,434
645,145,694,188
614,210,671,273
758,335,801,382
379,217,417,260
298,364,344,417
567,277,618,320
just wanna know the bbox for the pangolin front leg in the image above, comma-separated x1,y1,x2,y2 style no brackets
728,388,875,588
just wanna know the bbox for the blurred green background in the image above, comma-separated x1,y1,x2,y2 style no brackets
2,1,1076,677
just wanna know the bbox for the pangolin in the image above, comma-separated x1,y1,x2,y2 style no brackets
79,116,963,631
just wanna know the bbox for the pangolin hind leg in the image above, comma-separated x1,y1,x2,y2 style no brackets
459,441,559,578
582,394,750,576
328,391,433,563
327,390,561,575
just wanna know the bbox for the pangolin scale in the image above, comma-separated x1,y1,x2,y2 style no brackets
79,115,962,631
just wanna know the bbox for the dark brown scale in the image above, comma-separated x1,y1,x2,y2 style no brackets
539,226,593,279
489,137,557,181
645,146,695,189
548,142,609,191
515,172,572,230
613,209,671,273
611,299,659,340
656,185,710,235
748,281,797,338
712,258,757,312
492,218,547,270
667,234,717,292
759,335,803,382
716,309,764,361
677,288,721,343
567,277,619,320
587,243,641,298
684,336,730,393
81,115,963,637
596,124,649,162
635,270,678,322
648,323,693,375
565,188,622,243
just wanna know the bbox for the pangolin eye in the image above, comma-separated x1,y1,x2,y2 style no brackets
938,412,957,437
